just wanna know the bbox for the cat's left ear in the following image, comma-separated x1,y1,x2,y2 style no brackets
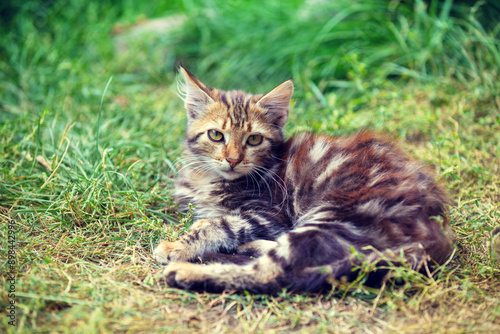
257,79,294,127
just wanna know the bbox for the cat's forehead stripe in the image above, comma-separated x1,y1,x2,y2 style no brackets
219,92,229,108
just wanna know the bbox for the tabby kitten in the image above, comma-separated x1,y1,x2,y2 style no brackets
153,66,454,293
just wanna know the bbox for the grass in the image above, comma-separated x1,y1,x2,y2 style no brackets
1,0,499,332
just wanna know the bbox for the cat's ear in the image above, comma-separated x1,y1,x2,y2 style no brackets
178,66,215,121
257,79,294,127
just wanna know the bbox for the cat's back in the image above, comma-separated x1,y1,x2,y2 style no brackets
280,132,449,238
282,131,419,189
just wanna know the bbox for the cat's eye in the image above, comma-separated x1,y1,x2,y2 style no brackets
207,130,224,142
247,134,263,146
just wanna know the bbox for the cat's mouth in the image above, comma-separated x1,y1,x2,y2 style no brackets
218,166,245,180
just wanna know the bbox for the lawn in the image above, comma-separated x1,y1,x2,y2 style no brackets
1,0,499,332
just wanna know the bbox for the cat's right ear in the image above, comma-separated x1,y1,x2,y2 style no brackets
257,79,294,128
178,66,215,121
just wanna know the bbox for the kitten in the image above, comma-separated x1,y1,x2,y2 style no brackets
153,66,454,293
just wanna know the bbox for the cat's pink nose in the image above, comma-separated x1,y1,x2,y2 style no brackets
226,158,242,168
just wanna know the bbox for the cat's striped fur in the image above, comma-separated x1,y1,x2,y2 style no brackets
154,67,454,293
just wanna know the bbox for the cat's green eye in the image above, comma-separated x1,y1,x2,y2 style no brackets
207,130,224,142
247,134,263,146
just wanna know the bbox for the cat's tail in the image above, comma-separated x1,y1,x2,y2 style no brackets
286,240,455,292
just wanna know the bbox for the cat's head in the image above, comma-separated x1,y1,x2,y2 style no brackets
178,66,293,180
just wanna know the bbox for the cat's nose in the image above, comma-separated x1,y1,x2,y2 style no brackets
226,158,242,168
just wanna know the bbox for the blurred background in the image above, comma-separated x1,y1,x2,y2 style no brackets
1,0,499,114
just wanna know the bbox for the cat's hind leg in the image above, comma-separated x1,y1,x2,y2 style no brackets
162,226,352,293
163,253,285,293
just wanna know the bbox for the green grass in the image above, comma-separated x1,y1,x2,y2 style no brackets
1,0,499,332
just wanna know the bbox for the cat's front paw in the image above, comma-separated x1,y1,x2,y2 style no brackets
163,262,201,289
153,241,195,264
163,262,225,292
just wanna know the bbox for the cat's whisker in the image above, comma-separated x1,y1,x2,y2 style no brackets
176,161,206,175
244,174,257,197
253,165,288,211
257,164,287,189
244,175,251,195
174,155,201,167
177,156,207,165
253,165,284,190
182,160,211,176
176,156,216,176
177,159,204,168
271,154,290,163
251,171,261,198
191,163,218,178
252,167,275,205
247,170,261,197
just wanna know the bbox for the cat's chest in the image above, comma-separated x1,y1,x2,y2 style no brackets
174,170,276,218
174,171,239,218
